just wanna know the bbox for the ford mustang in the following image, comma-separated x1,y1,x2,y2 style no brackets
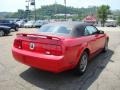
12,22,109,75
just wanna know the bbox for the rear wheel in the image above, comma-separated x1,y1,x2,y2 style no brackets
75,52,88,75
0,30,4,37
15,27,18,31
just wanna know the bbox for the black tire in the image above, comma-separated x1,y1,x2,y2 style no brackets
103,39,108,52
0,30,4,37
75,51,88,75
15,27,18,31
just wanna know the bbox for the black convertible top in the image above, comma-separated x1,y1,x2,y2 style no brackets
39,21,94,37
47,21,93,36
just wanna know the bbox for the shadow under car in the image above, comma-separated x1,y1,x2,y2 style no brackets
20,49,114,90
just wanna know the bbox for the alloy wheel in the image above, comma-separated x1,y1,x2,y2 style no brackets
80,53,88,72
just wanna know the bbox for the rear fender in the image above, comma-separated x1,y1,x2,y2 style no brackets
75,42,90,66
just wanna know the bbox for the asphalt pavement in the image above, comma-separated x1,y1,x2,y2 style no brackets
0,27,120,90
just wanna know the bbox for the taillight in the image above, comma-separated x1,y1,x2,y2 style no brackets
14,39,22,49
50,45,62,56
56,46,62,55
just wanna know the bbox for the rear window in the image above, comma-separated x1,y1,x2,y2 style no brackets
38,25,71,36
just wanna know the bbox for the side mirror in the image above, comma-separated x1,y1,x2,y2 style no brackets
97,30,104,34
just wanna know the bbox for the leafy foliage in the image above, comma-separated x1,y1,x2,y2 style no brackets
4,4,98,20
117,16,120,25
97,5,110,26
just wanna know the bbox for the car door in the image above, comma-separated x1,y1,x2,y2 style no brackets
85,26,100,54
93,26,106,50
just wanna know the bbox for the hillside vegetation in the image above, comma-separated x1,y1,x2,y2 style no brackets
3,4,98,20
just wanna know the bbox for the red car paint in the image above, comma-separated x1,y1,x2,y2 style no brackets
12,24,108,73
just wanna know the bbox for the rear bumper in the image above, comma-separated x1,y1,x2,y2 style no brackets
12,47,65,73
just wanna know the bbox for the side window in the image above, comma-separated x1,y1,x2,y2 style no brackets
0,20,5,23
2,20,6,23
0,20,2,23
85,26,98,35
84,28,89,36
2,20,8,23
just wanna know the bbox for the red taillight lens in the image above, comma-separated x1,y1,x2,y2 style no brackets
14,39,22,49
56,46,62,55
50,46,62,56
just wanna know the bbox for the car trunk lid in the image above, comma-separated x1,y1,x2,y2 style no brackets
14,33,64,56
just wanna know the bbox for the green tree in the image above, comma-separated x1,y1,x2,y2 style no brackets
117,16,120,25
97,5,110,27
4,4,98,20
9,9,26,19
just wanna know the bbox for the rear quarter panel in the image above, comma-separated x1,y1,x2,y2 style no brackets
63,37,92,68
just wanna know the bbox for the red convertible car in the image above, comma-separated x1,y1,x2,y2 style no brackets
12,22,109,75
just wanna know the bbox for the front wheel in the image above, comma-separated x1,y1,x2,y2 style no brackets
75,52,88,75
